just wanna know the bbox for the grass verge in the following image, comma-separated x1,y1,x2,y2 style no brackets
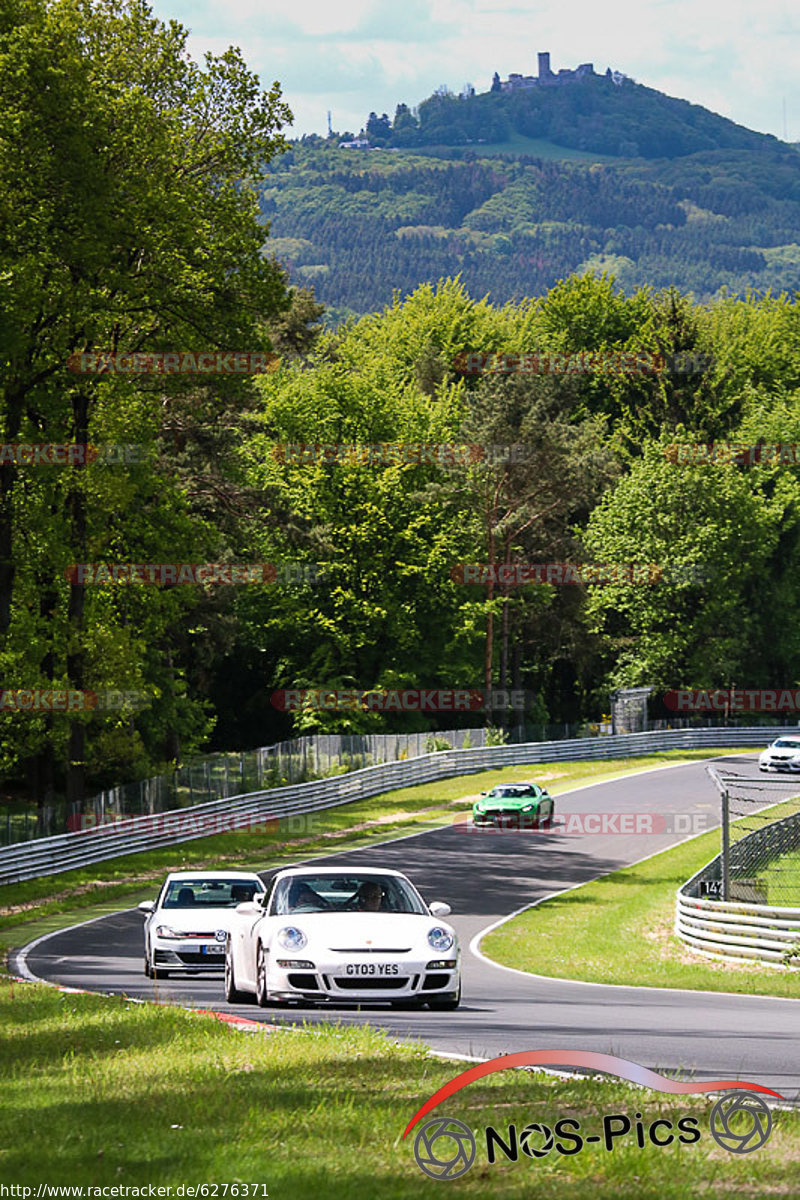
0,977,798,1196
481,802,800,998
0,750,748,961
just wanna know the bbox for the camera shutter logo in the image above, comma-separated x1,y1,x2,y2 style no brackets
709,1092,773,1153
413,1117,476,1180
519,1122,555,1158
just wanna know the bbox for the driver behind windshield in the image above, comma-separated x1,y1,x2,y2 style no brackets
353,881,383,911
287,881,324,911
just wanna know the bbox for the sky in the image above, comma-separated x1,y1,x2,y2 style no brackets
152,0,800,143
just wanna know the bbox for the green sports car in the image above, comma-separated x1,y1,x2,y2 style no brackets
472,781,555,829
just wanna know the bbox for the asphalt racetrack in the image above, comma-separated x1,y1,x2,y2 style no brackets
16,755,800,1102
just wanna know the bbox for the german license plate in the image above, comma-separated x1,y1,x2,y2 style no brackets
344,962,401,976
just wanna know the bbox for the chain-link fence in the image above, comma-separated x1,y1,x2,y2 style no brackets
3,716,797,847
1,727,509,846
705,766,800,906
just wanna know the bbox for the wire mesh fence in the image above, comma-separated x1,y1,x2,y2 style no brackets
3,716,797,848
706,766,800,906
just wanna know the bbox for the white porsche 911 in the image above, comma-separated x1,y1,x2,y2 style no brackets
224,866,461,1009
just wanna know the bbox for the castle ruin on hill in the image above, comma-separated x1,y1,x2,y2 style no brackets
500,52,625,91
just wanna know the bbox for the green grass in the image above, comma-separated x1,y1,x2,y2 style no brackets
0,749,748,958
482,799,800,998
1,977,798,1195
395,132,619,162
760,846,800,906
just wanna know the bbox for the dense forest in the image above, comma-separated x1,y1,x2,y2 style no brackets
3,0,800,809
262,143,800,316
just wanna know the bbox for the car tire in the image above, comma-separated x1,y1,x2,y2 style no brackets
225,947,254,1005
255,944,270,1007
428,981,461,1011
144,943,164,979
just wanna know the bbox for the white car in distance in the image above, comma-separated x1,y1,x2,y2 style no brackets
139,870,266,979
224,866,461,1010
759,737,800,773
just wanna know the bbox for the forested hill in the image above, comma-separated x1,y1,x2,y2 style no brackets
260,76,800,319
361,72,780,160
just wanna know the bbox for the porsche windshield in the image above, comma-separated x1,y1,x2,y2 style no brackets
271,874,428,915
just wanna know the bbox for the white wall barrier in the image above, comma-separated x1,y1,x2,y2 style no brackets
0,725,789,886
675,812,800,969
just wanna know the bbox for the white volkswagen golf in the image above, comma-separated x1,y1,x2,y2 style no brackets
224,866,461,1009
139,870,266,978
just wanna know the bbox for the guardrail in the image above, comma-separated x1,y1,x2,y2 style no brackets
675,810,800,968
0,725,787,887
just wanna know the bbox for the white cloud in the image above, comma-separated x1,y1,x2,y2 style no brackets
154,0,800,140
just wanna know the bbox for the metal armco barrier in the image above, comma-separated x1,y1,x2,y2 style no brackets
675,810,800,968
0,725,789,886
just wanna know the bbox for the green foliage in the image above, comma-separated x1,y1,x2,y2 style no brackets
4,11,800,811
260,138,800,314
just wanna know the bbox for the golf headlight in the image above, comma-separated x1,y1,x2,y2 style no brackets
277,926,307,951
428,926,454,951
155,925,183,939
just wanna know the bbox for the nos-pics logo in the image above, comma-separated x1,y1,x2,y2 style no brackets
405,1051,780,1181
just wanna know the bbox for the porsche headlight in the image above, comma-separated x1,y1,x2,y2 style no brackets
428,926,454,951
520,803,535,812
277,926,307,951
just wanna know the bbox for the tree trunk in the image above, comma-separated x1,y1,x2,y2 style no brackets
65,388,90,807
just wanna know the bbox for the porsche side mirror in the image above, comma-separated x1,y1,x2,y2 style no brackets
429,901,452,917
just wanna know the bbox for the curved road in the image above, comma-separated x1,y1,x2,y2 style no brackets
15,755,800,1102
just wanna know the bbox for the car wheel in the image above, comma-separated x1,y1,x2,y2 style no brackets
225,947,254,1005
145,942,164,978
255,944,270,1007
428,981,461,1011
